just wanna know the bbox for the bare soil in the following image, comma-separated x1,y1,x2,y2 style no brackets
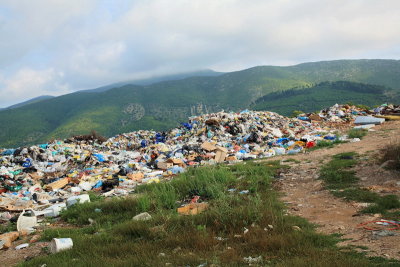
277,121,400,259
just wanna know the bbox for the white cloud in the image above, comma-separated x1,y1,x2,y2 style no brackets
0,0,400,107
0,68,70,107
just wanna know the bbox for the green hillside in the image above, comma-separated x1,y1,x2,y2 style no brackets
251,81,400,116
1,59,400,148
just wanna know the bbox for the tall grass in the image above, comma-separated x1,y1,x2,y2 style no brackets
380,141,400,170
348,128,368,139
21,162,398,266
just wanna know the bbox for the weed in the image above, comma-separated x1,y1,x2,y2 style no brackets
308,139,346,151
380,141,400,170
348,128,368,139
0,221,16,234
282,158,301,164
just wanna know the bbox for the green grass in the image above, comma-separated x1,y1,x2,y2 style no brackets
282,158,301,164
308,139,346,151
19,162,399,266
320,152,400,221
348,128,368,139
0,221,17,234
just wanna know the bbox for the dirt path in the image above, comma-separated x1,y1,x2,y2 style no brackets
277,121,400,259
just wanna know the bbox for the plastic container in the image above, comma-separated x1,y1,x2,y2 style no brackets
50,238,73,253
42,203,67,217
17,210,37,232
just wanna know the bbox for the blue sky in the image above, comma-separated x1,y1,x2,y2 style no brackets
0,0,399,107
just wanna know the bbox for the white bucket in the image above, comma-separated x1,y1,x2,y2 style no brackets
50,238,73,253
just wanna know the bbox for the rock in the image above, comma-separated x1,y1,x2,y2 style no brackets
132,212,152,221
292,226,301,231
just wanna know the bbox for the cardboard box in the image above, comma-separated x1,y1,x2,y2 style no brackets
127,172,145,181
201,142,217,152
215,146,228,163
157,161,173,170
166,158,185,167
45,178,69,191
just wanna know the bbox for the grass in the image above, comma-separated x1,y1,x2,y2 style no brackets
308,128,368,153
308,139,346,151
348,129,368,139
380,141,400,171
0,221,16,235
19,162,399,266
319,152,400,221
282,158,301,164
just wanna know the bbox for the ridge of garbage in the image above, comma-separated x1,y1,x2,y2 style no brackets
0,103,398,216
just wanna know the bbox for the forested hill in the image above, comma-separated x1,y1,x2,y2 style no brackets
251,81,399,116
0,59,399,148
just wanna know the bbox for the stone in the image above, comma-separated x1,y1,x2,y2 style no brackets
132,212,152,221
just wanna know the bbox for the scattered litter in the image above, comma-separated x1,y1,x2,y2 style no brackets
243,256,263,264
15,243,29,250
132,212,152,221
357,220,400,231
372,230,397,239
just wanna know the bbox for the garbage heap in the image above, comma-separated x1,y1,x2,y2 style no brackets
296,103,371,123
0,106,381,214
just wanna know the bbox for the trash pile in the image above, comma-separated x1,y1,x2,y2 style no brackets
0,104,390,250
297,103,370,123
374,104,400,115
372,104,400,121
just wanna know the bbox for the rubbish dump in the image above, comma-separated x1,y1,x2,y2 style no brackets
0,103,392,249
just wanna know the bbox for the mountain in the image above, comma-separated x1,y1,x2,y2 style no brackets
251,81,400,116
78,69,223,93
1,59,399,148
5,95,55,110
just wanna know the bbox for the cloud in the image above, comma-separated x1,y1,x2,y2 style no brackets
0,0,400,106
0,68,69,107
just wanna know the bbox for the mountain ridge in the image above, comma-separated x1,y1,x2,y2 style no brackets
1,59,399,148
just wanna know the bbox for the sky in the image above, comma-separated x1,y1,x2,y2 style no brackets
0,0,399,108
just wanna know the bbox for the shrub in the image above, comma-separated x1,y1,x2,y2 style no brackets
380,141,400,170
347,128,368,139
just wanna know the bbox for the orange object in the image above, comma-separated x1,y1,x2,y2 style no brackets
0,231,19,249
127,172,144,181
177,202,209,215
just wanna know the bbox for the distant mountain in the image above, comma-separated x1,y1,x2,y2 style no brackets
0,59,399,148
79,69,223,93
251,81,400,116
5,95,54,110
